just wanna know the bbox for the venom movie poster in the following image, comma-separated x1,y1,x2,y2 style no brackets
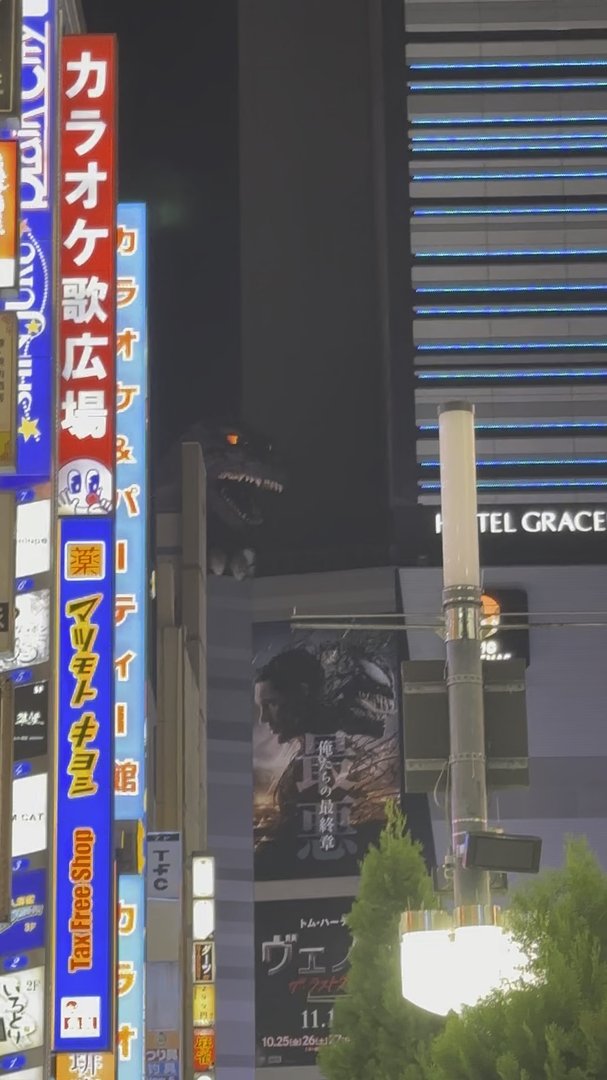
255,896,352,1068
253,622,402,880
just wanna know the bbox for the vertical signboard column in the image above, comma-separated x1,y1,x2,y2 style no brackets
114,203,148,1080
0,4,56,1077
53,34,117,1063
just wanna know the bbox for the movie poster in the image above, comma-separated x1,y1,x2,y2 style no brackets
252,622,401,880
255,896,352,1068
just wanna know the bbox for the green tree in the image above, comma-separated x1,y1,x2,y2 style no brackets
425,837,607,1080
318,801,442,1080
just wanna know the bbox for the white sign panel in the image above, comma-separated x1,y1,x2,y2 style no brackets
0,589,50,672
0,966,45,1054
146,833,182,900
16,499,51,578
12,772,47,857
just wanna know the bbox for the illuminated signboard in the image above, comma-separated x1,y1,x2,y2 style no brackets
0,0,21,117
114,203,146,821
1,0,56,480
435,507,607,536
115,203,147,1080
0,311,16,467
12,772,47,858
58,35,117,515
16,497,51,579
56,1052,114,1079
117,875,144,1075
0,965,45,1054
0,867,45,955
0,141,18,293
52,515,114,1052
0,588,50,673
14,680,48,761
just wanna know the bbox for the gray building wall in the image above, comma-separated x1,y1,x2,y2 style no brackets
399,565,607,878
207,577,256,1080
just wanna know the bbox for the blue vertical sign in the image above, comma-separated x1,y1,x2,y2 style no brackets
53,516,114,1052
1,0,55,482
115,204,147,1077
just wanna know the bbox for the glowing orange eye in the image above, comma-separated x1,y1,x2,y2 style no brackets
226,433,239,446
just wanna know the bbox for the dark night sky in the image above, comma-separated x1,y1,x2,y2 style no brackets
82,0,240,460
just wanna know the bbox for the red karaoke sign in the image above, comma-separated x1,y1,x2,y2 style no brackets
58,36,117,516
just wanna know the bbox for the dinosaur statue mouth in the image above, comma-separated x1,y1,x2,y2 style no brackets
217,471,284,526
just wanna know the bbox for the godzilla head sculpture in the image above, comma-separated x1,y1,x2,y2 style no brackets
156,419,286,578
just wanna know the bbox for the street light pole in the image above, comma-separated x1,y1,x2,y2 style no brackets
438,402,491,911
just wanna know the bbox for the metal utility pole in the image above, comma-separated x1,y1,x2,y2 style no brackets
438,402,491,910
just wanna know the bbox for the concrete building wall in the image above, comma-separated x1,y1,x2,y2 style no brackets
399,565,607,877
152,442,208,1078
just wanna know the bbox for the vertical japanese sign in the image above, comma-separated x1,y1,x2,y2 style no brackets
0,312,16,466
1,0,55,479
0,0,21,118
114,203,147,1080
0,141,18,293
52,516,114,1052
58,36,117,516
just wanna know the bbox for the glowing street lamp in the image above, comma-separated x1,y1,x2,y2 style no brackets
400,403,533,1016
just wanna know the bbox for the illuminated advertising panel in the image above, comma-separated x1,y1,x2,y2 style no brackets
0,142,18,293
52,516,114,1052
56,1054,114,1080
0,0,21,118
58,36,117,515
1,0,56,480
0,965,45,1055
0,311,16,466
114,203,147,1080
114,203,146,821
117,875,144,1076
0,867,45,955
255,896,352,1068
252,623,402,880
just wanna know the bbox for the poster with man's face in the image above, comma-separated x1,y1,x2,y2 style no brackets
252,622,402,880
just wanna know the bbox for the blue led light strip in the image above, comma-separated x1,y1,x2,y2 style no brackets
409,80,607,91
411,170,607,181
409,59,607,71
410,114,607,126
416,368,607,380
418,421,607,431
413,205,607,217
420,457,607,467
420,479,607,490
412,141,607,152
416,248,607,258
412,132,607,143
417,341,607,352
415,284,607,294
416,304,607,314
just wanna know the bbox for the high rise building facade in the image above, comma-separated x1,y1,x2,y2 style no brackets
404,0,607,507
